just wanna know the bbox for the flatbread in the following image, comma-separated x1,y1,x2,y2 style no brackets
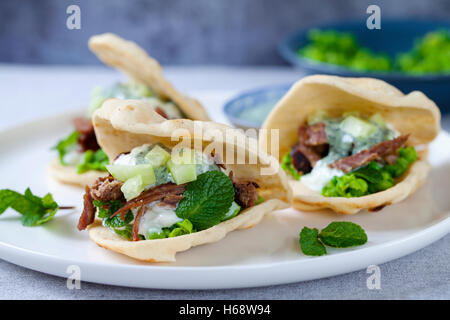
47,159,108,188
260,75,441,214
49,33,211,188
88,33,210,121
87,99,292,261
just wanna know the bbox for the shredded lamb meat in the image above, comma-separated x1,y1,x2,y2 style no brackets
77,186,95,231
110,183,187,220
73,117,100,152
132,205,147,241
154,107,168,119
330,134,409,172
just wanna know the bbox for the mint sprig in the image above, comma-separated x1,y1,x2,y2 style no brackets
0,188,60,226
299,221,368,256
175,171,235,230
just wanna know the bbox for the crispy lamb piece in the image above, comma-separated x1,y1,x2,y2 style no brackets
73,117,100,152
90,175,124,202
298,123,328,146
371,134,409,157
290,143,322,174
331,134,409,172
229,171,259,209
77,186,95,230
289,123,329,175
330,151,380,172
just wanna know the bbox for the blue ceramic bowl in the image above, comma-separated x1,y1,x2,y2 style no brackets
223,84,291,129
279,19,450,113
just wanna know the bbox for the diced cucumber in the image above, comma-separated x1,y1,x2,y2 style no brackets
307,109,329,125
121,175,145,201
126,82,153,98
171,148,196,165
369,113,386,128
342,111,360,118
106,164,155,185
145,145,171,168
222,202,241,221
167,159,197,185
340,115,377,138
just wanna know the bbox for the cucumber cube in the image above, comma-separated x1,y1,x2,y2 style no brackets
170,148,196,165
107,164,155,185
340,115,377,138
145,145,171,167
121,175,145,201
369,113,386,128
167,159,197,185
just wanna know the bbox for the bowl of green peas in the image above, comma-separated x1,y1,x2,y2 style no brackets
279,19,450,113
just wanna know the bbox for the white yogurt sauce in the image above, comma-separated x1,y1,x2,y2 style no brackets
114,144,152,165
137,201,182,236
301,160,345,192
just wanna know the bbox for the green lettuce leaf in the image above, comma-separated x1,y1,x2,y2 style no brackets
281,153,301,180
147,219,195,240
53,131,79,165
322,174,369,198
384,147,417,178
92,200,134,231
113,225,133,241
322,147,417,197
77,149,109,174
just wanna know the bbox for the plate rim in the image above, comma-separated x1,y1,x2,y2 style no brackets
0,111,449,289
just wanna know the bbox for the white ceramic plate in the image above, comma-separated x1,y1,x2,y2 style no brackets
0,111,449,289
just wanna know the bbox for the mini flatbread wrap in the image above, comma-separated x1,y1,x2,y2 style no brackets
88,33,210,121
49,33,210,188
260,75,441,214
87,99,292,262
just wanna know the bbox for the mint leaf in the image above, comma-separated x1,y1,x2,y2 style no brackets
299,227,327,256
77,149,109,173
319,221,367,248
0,189,59,226
175,171,235,230
53,131,79,165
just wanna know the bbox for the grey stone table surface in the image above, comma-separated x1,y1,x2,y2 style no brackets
0,64,449,300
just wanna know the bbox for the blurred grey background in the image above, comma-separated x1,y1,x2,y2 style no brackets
1,0,449,65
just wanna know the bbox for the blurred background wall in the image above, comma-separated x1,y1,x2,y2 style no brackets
1,0,449,65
